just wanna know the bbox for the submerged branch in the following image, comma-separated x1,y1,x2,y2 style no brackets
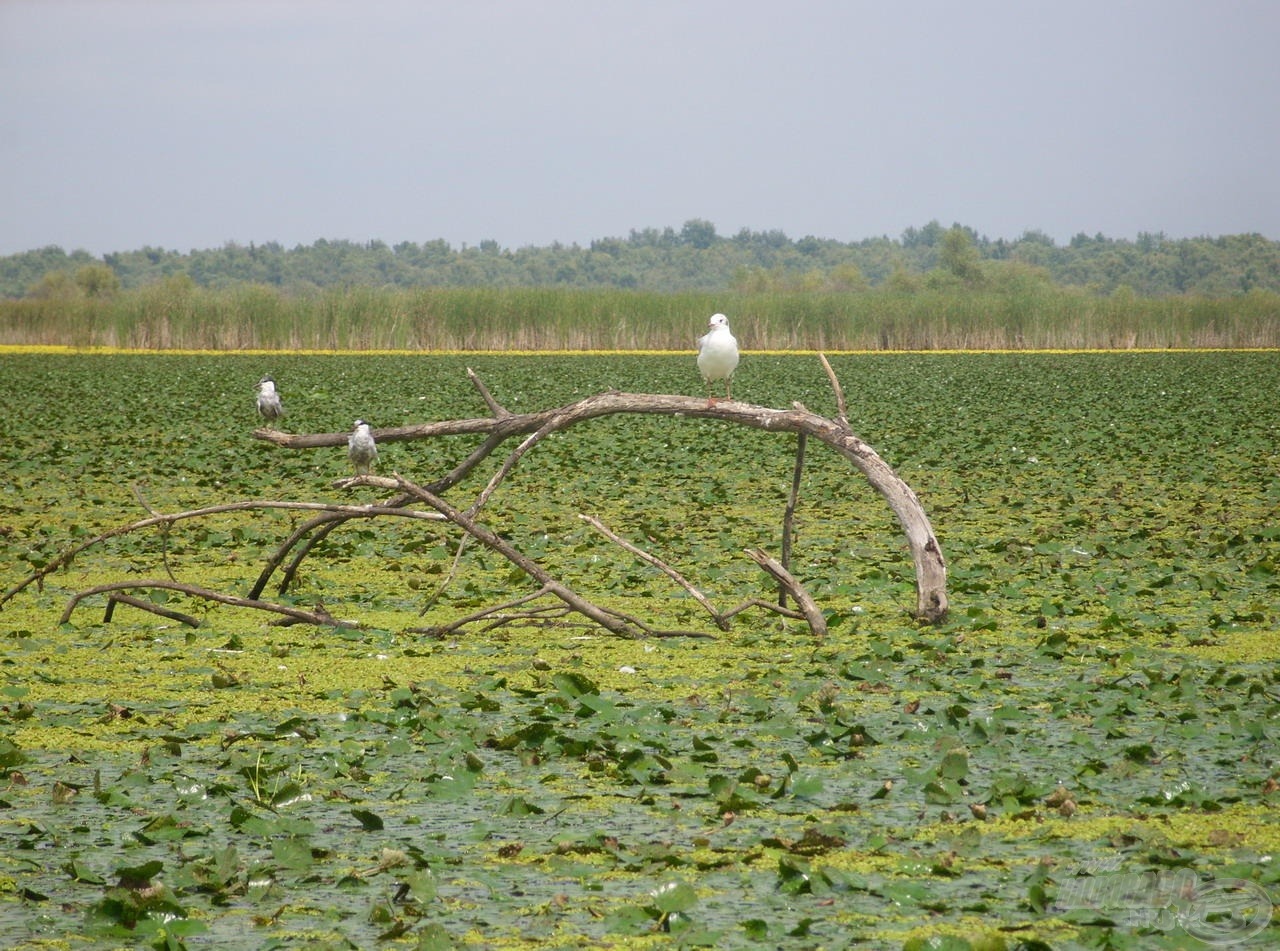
104,593,200,628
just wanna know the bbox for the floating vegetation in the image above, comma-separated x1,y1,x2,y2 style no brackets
0,350,1277,948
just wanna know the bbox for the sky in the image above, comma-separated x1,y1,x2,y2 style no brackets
3,0,1279,257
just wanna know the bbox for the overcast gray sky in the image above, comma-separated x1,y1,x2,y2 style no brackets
3,0,1278,257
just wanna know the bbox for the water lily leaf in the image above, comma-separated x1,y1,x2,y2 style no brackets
269,781,308,808
228,805,278,836
63,858,105,884
553,671,600,698
413,922,456,950
901,935,973,951
789,773,826,800
940,748,969,781
924,778,963,804
881,880,930,907
650,879,697,914
270,836,314,871
604,903,657,935
351,808,383,831
134,813,200,843
210,668,240,689
488,721,555,751
1122,743,1157,763
114,860,164,888
425,771,477,800
789,917,817,937
0,738,26,768
398,869,437,904
498,795,544,816
742,918,770,939
777,855,819,895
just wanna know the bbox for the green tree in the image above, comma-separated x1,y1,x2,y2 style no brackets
828,262,870,292
28,270,80,299
939,226,984,284
75,263,120,297
901,220,945,248
886,263,921,293
679,218,718,249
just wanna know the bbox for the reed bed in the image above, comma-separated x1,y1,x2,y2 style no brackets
2,283,1277,350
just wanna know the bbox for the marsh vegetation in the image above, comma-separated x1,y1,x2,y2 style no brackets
0,351,1277,948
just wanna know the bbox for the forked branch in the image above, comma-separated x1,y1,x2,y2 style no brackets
13,360,947,637
255,380,948,622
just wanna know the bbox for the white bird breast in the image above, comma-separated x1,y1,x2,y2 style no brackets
697,325,739,381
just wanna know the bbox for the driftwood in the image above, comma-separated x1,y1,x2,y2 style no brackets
253,369,948,624
6,362,948,636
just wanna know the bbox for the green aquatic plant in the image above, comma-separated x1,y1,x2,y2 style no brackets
0,351,1277,947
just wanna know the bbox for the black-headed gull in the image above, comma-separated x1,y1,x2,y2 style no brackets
696,313,739,404
256,375,284,425
347,419,378,476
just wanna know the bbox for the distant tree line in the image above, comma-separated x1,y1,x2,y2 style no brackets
3,219,1279,300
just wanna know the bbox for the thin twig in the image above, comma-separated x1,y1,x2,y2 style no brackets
818,352,848,423
418,534,470,616
721,597,807,622
394,475,645,638
411,586,556,636
579,513,730,630
467,367,509,417
131,483,177,582
466,415,565,518
428,430,514,493
257,515,345,598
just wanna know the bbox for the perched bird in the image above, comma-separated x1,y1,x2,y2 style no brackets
256,375,284,426
347,419,378,476
696,312,740,404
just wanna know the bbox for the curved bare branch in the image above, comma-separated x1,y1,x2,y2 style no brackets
61,579,355,628
3,500,442,608
256,388,948,622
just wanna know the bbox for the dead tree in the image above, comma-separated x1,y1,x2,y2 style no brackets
255,368,949,624
5,364,948,635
